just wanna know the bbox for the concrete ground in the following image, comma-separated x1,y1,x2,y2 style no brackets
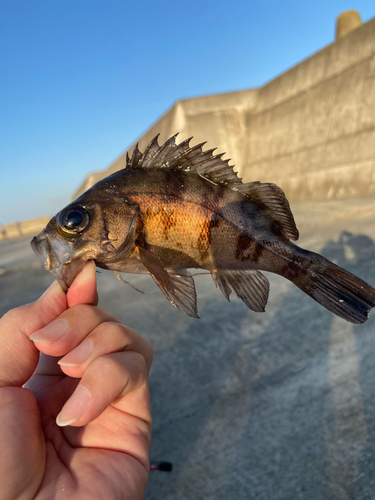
1,197,375,499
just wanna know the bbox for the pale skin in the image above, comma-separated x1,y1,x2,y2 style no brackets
0,261,153,500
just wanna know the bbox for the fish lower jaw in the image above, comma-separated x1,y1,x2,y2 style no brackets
49,260,86,292
44,261,71,271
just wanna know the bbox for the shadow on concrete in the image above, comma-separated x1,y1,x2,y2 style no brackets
145,231,375,500
1,230,375,499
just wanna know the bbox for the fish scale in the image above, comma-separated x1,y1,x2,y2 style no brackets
31,134,375,324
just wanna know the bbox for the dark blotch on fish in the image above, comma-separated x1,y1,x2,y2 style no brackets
31,134,375,324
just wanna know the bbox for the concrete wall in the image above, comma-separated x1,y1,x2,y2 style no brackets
242,15,375,201
0,216,51,241
72,89,258,200
73,13,375,203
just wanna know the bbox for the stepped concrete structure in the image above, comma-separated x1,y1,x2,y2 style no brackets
0,216,51,242
74,10,375,204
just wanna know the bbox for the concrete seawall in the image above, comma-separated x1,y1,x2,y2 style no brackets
8,12,374,240
73,12,375,204
0,216,50,241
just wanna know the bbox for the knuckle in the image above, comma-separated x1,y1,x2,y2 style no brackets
67,303,95,317
89,354,117,380
0,306,25,325
62,303,108,327
127,352,149,383
144,338,153,355
124,351,149,377
142,339,153,369
92,350,147,379
97,321,125,338
133,351,148,371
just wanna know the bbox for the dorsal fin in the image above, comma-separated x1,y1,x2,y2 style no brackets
149,133,179,166
126,134,240,184
125,134,298,240
137,134,160,168
129,143,143,168
237,182,299,240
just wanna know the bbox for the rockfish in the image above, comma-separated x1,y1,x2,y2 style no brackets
31,134,375,323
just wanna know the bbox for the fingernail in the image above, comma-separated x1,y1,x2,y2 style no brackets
29,319,69,344
56,385,91,427
58,339,95,367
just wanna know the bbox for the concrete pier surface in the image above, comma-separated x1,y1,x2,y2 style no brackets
1,197,375,499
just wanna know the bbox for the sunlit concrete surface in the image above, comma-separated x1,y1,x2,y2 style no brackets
1,198,375,499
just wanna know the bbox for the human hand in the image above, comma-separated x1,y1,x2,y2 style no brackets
0,261,153,500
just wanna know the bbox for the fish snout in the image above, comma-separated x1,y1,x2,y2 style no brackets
31,233,72,270
31,234,57,270
31,232,86,292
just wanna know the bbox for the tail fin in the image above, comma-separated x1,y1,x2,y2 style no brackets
292,255,375,324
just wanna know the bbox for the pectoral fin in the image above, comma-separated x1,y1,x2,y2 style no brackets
212,269,269,312
138,247,199,318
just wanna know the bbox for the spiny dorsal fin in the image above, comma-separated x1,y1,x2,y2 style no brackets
126,135,298,240
137,134,160,168
129,143,143,168
126,133,240,184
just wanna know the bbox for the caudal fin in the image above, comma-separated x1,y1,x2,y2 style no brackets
293,256,375,324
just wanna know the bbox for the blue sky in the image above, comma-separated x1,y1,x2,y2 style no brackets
0,0,373,224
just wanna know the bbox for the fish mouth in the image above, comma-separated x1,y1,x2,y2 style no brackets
31,234,84,292
31,234,62,271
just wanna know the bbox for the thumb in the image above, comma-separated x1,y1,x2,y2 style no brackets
67,260,98,308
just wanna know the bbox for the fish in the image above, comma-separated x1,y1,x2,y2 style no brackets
31,134,375,324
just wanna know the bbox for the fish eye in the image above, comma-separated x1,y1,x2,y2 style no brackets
57,206,90,238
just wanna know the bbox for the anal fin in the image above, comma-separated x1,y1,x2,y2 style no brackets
138,247,199,318
212,269,269,312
